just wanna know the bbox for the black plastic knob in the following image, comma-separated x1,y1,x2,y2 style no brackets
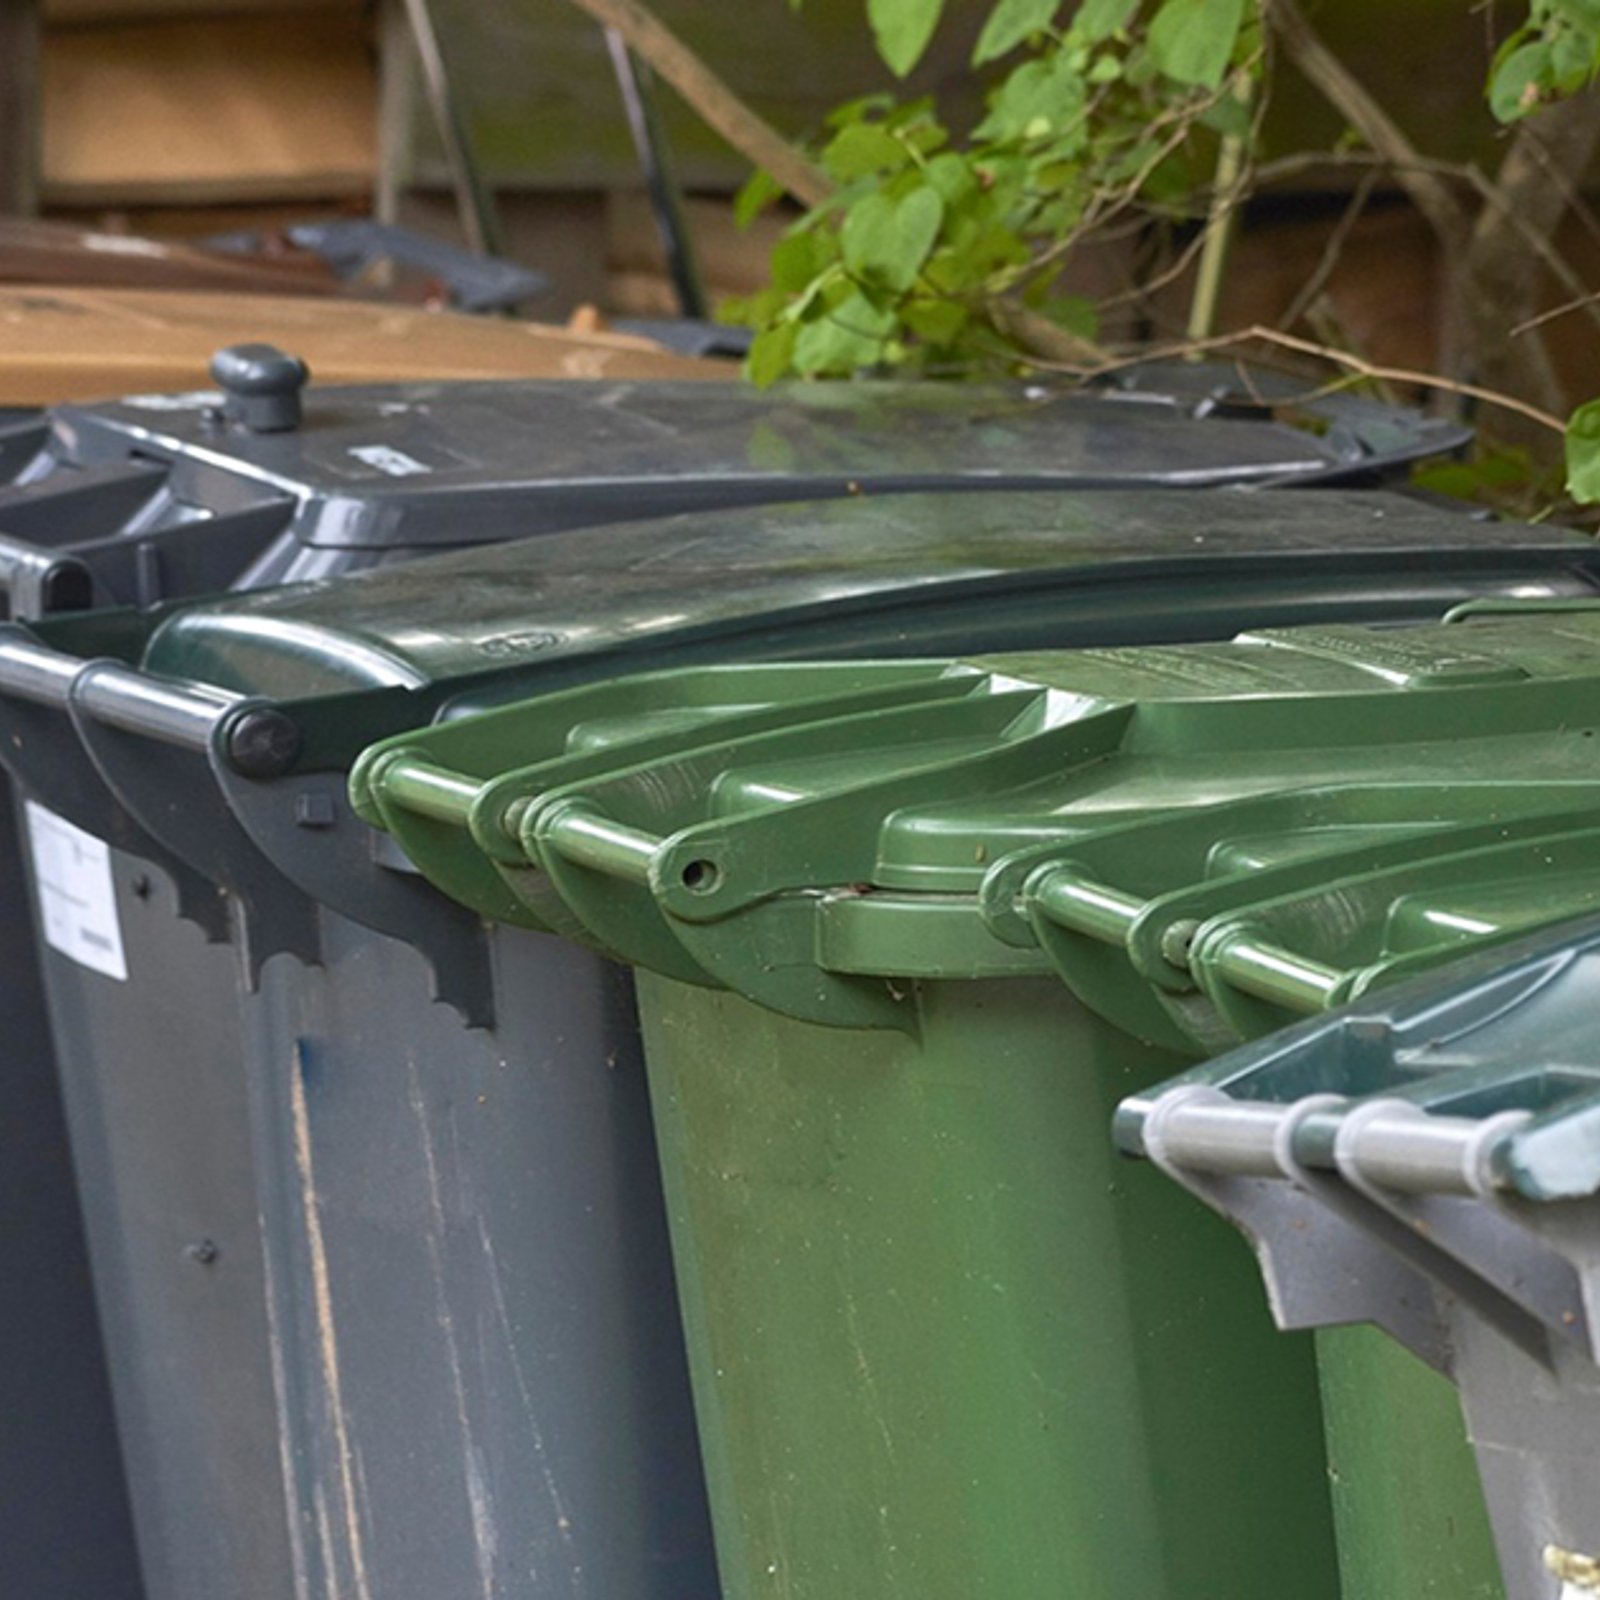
225,707,303,778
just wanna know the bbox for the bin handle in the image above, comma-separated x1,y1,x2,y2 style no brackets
0,627,300,771
0,628,85,708
1140,1084,1534,1199
363,753,487,826
359,754,666,891
74,661,244,749
363,753,666,884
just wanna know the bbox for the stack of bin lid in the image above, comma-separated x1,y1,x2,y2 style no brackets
0,354,1471,612
338,603,1600,1043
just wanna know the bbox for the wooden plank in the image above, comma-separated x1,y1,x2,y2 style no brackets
0,214,341,293
0,287,730,404
41,12,377,206
46,0,357,20
0,1,43,215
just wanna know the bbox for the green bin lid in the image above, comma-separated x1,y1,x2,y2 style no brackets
355,605,1600,1041
134,485,1597,700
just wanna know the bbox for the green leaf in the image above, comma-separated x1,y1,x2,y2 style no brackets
1147,0,1244,88
734,168,784,230
841,185,946,292
974,50,1089,140
1073,0,1140,41
974,0,1061,64
1489,40,1553,121
868,0,947,77
922,151,980,208
822,121,913,181
770,230,831,294
793,292,896,374
1550,0,1600,31
1035,292,1100,339
1566,399,1600,501
1550,26,1595,93
746,323,799,387
901,298,970,343
717,286,785,328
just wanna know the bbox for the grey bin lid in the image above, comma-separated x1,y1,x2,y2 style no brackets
0,358,1470,613
1117,913,1600,1204
138,485,1600,701
1113,913,1600,1600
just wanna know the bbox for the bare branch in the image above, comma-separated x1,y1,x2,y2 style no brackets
554,0,833,207
1461,91,1600,423
1264,0,1469,248
1280,168,1380,330
1511,288,1600,338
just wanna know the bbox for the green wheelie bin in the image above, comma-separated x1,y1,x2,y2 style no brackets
349,603,1600,1600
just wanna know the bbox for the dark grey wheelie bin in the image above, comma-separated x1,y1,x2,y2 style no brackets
0,356,1491,1600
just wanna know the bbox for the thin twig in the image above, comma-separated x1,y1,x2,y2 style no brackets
1095,220,1217,313
1025,322,1567,435
1511,288,1600,338
1280,167,1380,329
998,97,1221,293
1252,149,1481,188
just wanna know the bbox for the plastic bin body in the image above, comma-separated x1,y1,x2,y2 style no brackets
0,778,142,1600
6,487,1596,1600
1315,1328,1504,1600
352,605,1600,1600
243,914,710,1600
633,970,1331,1599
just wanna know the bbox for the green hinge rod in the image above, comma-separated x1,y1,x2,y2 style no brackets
365,755,665,889
1030,867,1346,1014
370,754,485,824
538,802,661,887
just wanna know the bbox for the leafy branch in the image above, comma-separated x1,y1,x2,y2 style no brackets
563,0,1600,506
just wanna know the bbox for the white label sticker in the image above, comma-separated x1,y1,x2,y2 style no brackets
347,443,432,477
25,802,128,981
